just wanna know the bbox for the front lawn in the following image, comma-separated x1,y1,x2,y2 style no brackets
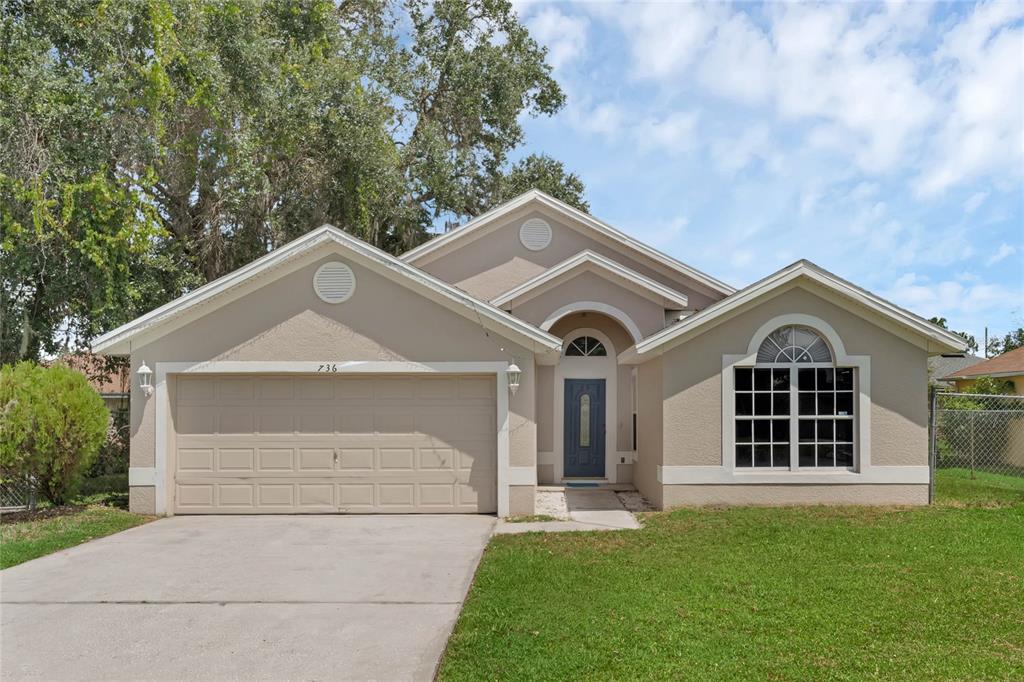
440,470,1024,681
1,494,151,569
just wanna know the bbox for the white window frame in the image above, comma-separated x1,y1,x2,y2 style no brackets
731,363,858,472
720,315,871,481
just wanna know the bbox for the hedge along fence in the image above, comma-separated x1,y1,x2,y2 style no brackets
0,362,110,505
933,380,1024,478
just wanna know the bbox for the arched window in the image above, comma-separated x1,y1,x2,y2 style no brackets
734,325,855,471
757,325,832,363
565,336,607,357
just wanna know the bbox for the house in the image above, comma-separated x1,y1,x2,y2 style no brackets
93,191,967,516
928,353,984,389
940,347,1024,395
56,353,130,415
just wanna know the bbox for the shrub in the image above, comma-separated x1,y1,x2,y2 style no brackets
0,362,109,505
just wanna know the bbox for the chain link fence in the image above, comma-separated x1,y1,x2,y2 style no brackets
930,391,1024,481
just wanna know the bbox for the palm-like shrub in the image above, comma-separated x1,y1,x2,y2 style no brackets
0,362,109,504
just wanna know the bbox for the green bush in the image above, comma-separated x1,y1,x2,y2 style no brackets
0,362,109,505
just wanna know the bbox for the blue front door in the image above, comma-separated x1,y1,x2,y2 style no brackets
564,379,606,478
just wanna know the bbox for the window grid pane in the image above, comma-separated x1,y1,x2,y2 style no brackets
739,365,856,470
734,367,790,468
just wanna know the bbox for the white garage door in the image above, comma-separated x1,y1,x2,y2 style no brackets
172,374,496,514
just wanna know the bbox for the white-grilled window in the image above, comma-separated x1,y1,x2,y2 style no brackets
734,326,855,470
565,336,607,357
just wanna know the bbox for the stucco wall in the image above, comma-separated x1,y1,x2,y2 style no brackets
536,364,554,452
509,271,668,339
659,284,930,470
415,207,722,309
128,248,537,513
634,356,663,508
508,485,536,516
663,484,928,506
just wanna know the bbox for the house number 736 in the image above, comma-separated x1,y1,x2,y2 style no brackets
317,363,338,373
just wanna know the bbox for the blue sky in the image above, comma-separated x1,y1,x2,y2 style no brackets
508,0,1023,346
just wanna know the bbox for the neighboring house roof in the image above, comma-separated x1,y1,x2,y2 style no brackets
621,260,968,360
942,347,1024,380
53,353,130,396
93,225,562,355
400,190,736,298
929,354,984,383
490,250,690,310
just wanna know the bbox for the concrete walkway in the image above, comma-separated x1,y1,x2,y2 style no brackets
495,489,641,534
1,515,494,681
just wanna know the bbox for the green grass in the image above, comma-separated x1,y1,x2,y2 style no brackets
935,468,1024,506
1,505,151,570
440,471,1024,681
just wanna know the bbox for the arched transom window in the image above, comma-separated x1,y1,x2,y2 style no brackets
565,336,607,357
734,325,855,471
757,325,833,363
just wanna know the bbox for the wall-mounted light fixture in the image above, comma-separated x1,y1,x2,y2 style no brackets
137,362,154,397
506,363,521,396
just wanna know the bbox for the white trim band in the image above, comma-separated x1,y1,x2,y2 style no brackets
657,465,930,485
128,467,157,487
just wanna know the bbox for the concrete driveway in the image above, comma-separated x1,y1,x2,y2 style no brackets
1,515,494,681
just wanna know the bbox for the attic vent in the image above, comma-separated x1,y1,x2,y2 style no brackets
519,218,552,251
313,262,356,304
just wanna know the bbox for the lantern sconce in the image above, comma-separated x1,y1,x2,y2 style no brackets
506,363,521,396
138,362,154,397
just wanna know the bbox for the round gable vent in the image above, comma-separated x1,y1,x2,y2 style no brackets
519,218,552,251
313,261,356,303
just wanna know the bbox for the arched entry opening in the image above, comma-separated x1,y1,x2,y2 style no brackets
539,310,639,484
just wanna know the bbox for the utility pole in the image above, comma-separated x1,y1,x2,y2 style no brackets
984,327,988,358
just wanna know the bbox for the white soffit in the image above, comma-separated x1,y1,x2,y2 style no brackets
400,190,735,298
491,250,690,309
92,225,561,355
630,260,968,357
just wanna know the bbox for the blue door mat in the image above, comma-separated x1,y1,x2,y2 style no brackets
566,481,600,488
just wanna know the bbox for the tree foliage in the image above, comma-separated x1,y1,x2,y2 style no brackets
0,362,109,504
928,317,978,354
1,0,586,363
985,327,1024,358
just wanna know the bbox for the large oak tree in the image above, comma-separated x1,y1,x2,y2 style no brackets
1,0,587,362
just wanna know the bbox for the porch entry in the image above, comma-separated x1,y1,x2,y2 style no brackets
563,378,606,477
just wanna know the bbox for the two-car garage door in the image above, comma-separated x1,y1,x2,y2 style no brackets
172,374,496,514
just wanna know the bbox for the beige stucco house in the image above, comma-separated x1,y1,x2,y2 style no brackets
94,191,967,517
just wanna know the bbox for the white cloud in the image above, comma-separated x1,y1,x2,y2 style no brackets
634,216,689,248
710,124,775,175
634,111,700,152
882,271,1018,339
527,8,588,71
588,2,720,80
986,243,1018,266
696,12,773,103
963,191,989,214
914,4,1024,196
567,100,624,138
586,1,1022,195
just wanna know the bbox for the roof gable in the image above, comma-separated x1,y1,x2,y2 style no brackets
401,190,735,298
93,225,561,355
623,260,967,360
491,250,690,309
